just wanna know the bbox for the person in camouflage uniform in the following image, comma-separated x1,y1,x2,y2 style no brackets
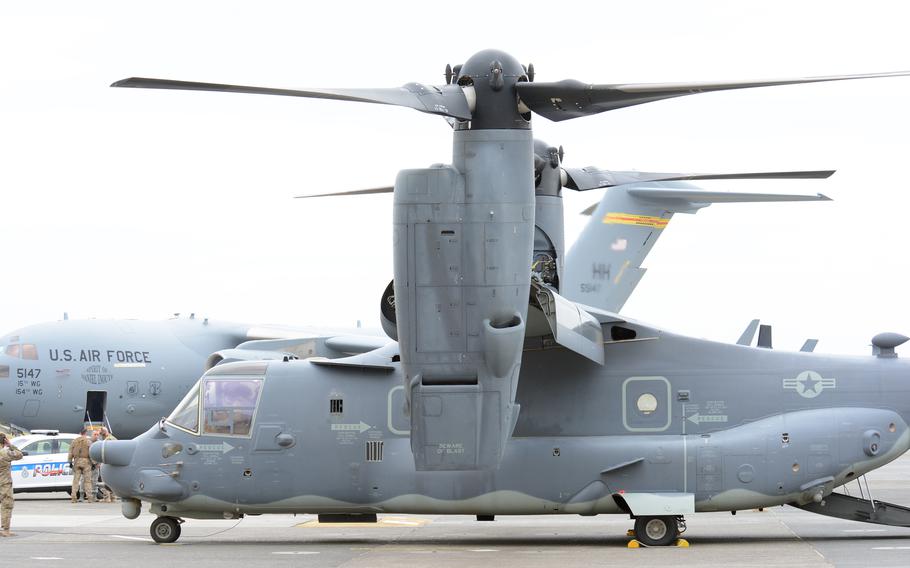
90,431,112,503
67,428,94,503
98,428,116,502
0,432,24,536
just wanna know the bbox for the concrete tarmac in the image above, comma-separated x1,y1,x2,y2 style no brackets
5,454,910,567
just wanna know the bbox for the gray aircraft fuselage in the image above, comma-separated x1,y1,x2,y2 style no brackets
0,318,250,436
99,320,910,519
94,49,910,545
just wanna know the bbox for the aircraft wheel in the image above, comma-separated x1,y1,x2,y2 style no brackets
150,516,181,544
633,515,679,546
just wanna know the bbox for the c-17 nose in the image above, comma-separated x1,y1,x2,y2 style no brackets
90,439,136,466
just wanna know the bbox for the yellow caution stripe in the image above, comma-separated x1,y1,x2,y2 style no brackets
602,212,669,229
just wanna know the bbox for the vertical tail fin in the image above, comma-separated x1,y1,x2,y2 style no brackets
563,182,830,313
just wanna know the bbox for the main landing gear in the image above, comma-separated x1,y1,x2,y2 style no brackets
632,515,686,546
150,516,183,543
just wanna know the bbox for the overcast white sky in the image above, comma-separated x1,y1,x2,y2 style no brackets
1,1,909,355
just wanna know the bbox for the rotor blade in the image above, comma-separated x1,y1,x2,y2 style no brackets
112,78,473,120
564,168,835,191
295,186,393,199
579,188,831,216
625,188,831,203
517,71,910,121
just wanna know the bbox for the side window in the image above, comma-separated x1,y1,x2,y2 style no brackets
21,344,38,360
56,439,72,454
0,365,8,379
4,344,20,358
202,379,263,437
167,384,201,433
22,439,54,455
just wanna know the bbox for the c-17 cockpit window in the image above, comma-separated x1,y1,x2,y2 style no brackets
2,343,38,360
166,384,201,434
202,379,263,437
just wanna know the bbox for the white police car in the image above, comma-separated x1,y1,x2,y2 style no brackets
9,430,77,493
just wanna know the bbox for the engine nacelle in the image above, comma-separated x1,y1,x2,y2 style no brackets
379,279,397,341
393,129,534,471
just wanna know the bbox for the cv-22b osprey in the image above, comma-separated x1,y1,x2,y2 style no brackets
95,50,910,546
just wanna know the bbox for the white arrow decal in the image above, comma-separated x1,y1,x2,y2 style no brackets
687,413,728,424
331,422,372,433
197,442,235,454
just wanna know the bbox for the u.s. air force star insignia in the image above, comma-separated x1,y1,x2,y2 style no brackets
782,370,836,399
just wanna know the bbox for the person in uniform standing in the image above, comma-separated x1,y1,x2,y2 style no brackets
90,431,113,503
0,432,24,536
67,428,94,503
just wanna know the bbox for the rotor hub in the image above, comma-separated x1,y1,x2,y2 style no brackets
455,49,530,130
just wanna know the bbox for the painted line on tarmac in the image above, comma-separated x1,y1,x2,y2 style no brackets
272,551,320,555
872,546,910,550
110,534,153,542
30,558,63,561
843,529,886,532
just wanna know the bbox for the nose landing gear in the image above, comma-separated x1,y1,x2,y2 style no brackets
150,516,183,543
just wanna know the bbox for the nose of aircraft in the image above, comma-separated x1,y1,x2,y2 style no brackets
90,439,136,466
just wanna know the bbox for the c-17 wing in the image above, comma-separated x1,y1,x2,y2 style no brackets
205,334,392,370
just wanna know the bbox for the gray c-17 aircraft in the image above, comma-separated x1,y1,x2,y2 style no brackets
0,316,390,437
92,50,910,546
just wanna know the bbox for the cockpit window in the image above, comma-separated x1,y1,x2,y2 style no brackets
202,379,262,437
3,343,38,360
166,384,201,434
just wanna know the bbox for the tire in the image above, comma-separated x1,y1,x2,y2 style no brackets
633,515,679,546
150,516,182,544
